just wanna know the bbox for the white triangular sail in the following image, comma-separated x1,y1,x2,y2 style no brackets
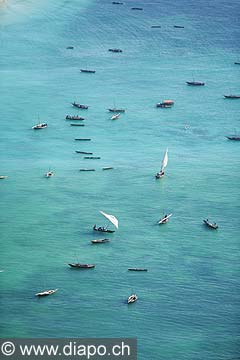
100,211,119,229
160,148,168,172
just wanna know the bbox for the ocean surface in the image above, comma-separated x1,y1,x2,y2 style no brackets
0,0,240,358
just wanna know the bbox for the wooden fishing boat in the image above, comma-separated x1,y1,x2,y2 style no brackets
75,138,91,141
131,7,143,10
108,108,125,112
128,268,148,272
102,167,114,170
93,225,115,233
72,102,88,109
156,148,168,179
224,95,240,99
226,135,240,140
156,100,174,108
66,115,84,120
76,151,93,154
79,169,95,171
68,263,95,268
84,156,101,159
108,48,123,53
91,238,110,244
80,69,96,73
93,211,118,234
127,294,138,304
203,219,218,229
36,289,58,297
186,81,205,86
174,25,184,28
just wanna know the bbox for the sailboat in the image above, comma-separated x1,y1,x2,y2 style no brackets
93,210,118,233
155,148,168,179
186,73,205,86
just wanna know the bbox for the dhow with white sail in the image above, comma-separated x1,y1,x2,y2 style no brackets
156,148,168,179
93,211,119,233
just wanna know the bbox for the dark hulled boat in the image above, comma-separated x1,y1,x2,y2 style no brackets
76,151,93,154
66,115,84,120
84,156,101,159
102,167,114,170
93,224,115,233
186,81,205,86
75,138,91,141
68,263,95,268
203,219,218,229
226,135,240,141
108,48,123,53
128,268,148,272
79,169,95,171
108,108,125,112
224,95,240,99
80,69,96,73
72,102,88,109
70,123,85,126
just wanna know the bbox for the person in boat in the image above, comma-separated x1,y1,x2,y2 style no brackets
156,170,164,177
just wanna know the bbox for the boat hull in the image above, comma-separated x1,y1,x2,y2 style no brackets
91,239,110,244
203,220,218,229
68,264,95,268
128,268,148,272
93,227,115,233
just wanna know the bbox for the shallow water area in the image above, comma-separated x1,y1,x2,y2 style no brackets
0,0,240,359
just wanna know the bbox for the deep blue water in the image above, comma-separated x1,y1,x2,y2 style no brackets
0,0,240,359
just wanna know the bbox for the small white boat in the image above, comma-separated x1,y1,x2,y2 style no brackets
111,113,121,120
158,213,172,224
32,123,48,130
156,148,168,179
35,289,58,297
127,294,138,304
0,176,8,179
45,170,54,178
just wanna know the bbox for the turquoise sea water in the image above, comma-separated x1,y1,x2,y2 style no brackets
0,0,240,358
